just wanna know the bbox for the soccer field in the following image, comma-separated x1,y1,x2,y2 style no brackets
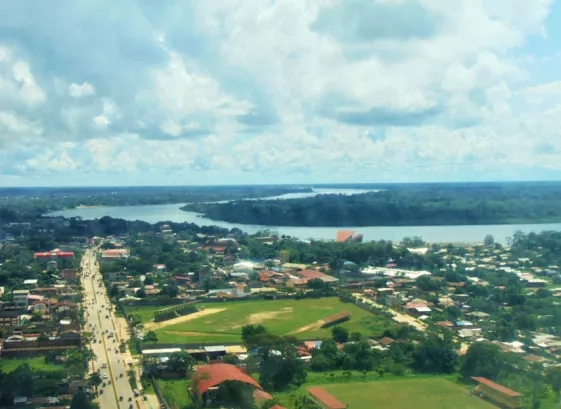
152,297,393,344
320,378,498,409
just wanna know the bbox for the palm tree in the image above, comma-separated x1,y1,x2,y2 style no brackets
88,371,102,392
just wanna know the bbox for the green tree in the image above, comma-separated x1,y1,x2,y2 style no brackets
167,351,195,373
241,324,268,346
88,371,103,391
70,389,95,409
144,330,158,342
331,326,349,343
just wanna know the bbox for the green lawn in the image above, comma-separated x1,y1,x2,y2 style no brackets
0,357,64,373
154,297,393,344
123,305,163,323
281,377,498,409
156,379,193,409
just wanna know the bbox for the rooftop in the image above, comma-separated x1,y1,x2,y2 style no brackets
308,387,347,409
193,363,262,395
472,377,523,397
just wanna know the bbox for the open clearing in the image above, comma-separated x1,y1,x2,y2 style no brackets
309,378,497,409
0,357,64,373
144,308,225,330
153,297,394,344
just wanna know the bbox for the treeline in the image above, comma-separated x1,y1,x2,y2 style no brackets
0,185,312,222
182,182,561,226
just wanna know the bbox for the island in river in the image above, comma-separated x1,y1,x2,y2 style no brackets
181,181,561,227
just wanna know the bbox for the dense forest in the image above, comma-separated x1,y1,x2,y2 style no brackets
0,185,312,222
182,182,561,227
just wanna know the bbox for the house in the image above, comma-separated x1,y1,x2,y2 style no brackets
13,289,30,307
336,230,363,243
191,363,266,406
297,270,339,285
403,302,431,316
61,269,78,280
23,279,38,288
0,309,21,327
153,264,166,273
307,387,347,409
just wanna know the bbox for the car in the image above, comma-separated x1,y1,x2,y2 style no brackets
102,373,108,379
120,396,123,401
108,347,111,351
128,397,132,401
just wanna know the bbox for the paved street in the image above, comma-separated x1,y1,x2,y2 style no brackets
81,249,143,409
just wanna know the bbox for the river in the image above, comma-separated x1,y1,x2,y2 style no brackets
49,188,561,244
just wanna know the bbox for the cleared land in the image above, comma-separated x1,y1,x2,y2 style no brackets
144,308,226,330
0,357,64,373
156,379,193,409
152,297,393,344
315,378,497,409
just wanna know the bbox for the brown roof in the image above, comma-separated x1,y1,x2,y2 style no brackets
193,364,262,395
308,387,346,409
472,377,523,397
336,230,355,242
379,336,395,346
270,405,288,409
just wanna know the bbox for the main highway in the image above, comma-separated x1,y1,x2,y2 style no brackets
81,248,141,409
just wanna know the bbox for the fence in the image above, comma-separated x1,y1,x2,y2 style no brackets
154,302,198,322
151,376,171,409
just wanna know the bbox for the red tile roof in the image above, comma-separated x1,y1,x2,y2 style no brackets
336,230,355,242
192,364,263,395
308,387,346,409
253,389,272,402
472,377,523,397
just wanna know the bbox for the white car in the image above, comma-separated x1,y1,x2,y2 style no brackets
102,373,108,379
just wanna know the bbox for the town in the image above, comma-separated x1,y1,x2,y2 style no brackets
1,218,561,409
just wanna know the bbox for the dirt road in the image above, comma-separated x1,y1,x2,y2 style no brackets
144,308,225,330
358,297,427,331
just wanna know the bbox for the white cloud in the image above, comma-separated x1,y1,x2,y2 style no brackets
68,81,95,98
0,0,560,183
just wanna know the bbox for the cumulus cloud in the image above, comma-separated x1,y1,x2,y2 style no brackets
0,0,559,185
68,82,95,98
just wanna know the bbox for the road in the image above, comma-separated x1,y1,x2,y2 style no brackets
81,248,142,409
357,297,427,331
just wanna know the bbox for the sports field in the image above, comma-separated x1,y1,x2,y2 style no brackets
318,378,497,409
149,297,393,344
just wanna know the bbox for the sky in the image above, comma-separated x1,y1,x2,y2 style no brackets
1,0,561,187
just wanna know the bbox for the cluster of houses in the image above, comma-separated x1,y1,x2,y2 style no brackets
0,249,82,357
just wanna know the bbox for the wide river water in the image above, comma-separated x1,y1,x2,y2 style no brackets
50,188,561,244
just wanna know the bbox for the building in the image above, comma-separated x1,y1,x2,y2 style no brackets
191,363,266,406
61,269,78,280
472,377,523,408
23,279,38,288
142,348,182,363
307,387,347,409
34,251,75,259
336,230,363,243
13,289,30,307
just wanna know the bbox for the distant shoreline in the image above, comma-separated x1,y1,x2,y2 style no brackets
75,205,101,209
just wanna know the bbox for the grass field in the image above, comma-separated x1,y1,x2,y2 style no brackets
123,305,166,323
279,377,498,409
152,297,392,344
0,357,64,373
156,379,192,409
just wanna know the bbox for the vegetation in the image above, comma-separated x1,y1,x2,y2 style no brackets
0,185,312,222
153,298,397,344
182,182,561,226
300,377,497,409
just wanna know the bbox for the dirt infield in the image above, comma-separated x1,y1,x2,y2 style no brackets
288,319,326,335
144,308,225,330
